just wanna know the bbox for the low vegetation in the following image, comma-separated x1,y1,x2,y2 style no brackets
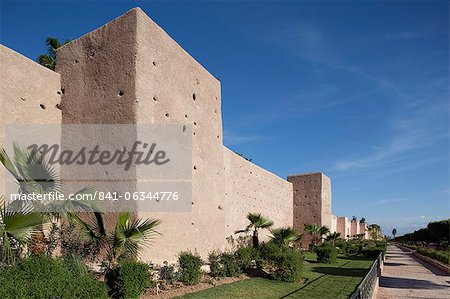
393,219,449,264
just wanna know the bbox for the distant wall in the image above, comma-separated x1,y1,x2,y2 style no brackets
288,172,331,247
330,214,337,233
336,216,350,240
0,45,62,195
350,220,360,236
223,147,293,241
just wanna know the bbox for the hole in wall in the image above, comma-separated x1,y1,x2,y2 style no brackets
153,96,158,101
118,91,124,96
193,165,197,170
61,88,65,95
193,132,196,136
20,97,26,101
184,114,188,118
56,103,62,110
193,122,197,126
153,61,157,66
192,93,196,101
165,113,169,118
74,59,78,64
40,104,46,110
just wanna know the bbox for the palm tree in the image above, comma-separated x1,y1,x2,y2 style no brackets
360,217,366,223
325,232,341,246
37,37,70,70
235,213,273,248
392,228,397,239
69,211,160,267
0,197,43,264
304,224,329,246
0,145,96,256
270,227,301,247
351,216,357,222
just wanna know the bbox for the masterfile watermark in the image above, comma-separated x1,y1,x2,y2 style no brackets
3,124,192,212
28,141,170,171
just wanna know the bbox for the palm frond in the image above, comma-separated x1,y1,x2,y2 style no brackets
38,54,55,70
113,213,160,260
0,196,43,264
270,227,301,246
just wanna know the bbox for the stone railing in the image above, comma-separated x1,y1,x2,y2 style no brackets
349,252,383,299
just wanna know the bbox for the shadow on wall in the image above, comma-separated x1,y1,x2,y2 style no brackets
380,276,450,290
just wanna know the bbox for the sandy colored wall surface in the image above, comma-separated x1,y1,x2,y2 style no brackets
330,214,337,233
0,7,366,263
0,45,62,195
223,147,293,242
55,8,292,262
288,172,331,247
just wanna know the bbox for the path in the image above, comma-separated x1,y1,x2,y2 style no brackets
377,245,450,299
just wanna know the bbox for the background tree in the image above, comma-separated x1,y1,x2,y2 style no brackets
37,37,70,70
367,224,382,241
392,228,397,239
235,213,273,248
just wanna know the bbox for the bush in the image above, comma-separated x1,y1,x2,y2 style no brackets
208,251,241,278
160,261,178,284
416,247,450,265
220,252,241,277
235,246,262,270
178,251,202,285
0,255,108,299
266,245,303,282
361,247,384,258
208,252,223,278
316,244,337,264
336,240,349,254
106,260,151,299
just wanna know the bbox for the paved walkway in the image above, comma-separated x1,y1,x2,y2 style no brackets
377,245,450,299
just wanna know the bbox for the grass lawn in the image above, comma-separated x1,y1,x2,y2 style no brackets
178,253,374,299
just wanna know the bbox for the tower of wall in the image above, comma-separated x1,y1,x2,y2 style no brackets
55,7,293,262
287,172,332,247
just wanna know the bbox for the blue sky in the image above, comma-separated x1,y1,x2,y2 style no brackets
1,0,448,236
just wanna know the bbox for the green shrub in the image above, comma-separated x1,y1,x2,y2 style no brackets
179,251,202,285
335,240,349,254
266,246,303,282
0,255,107,299
160,261,178,284
361,247,384,258
316,244,337,264
416,247,450,264
106,260,151,299
208,252,223,278
220,252,241,277
235,246,262,270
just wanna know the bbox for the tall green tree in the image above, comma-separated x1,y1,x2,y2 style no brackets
392,228,397,239
37,37,70,70
235,213,273,248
